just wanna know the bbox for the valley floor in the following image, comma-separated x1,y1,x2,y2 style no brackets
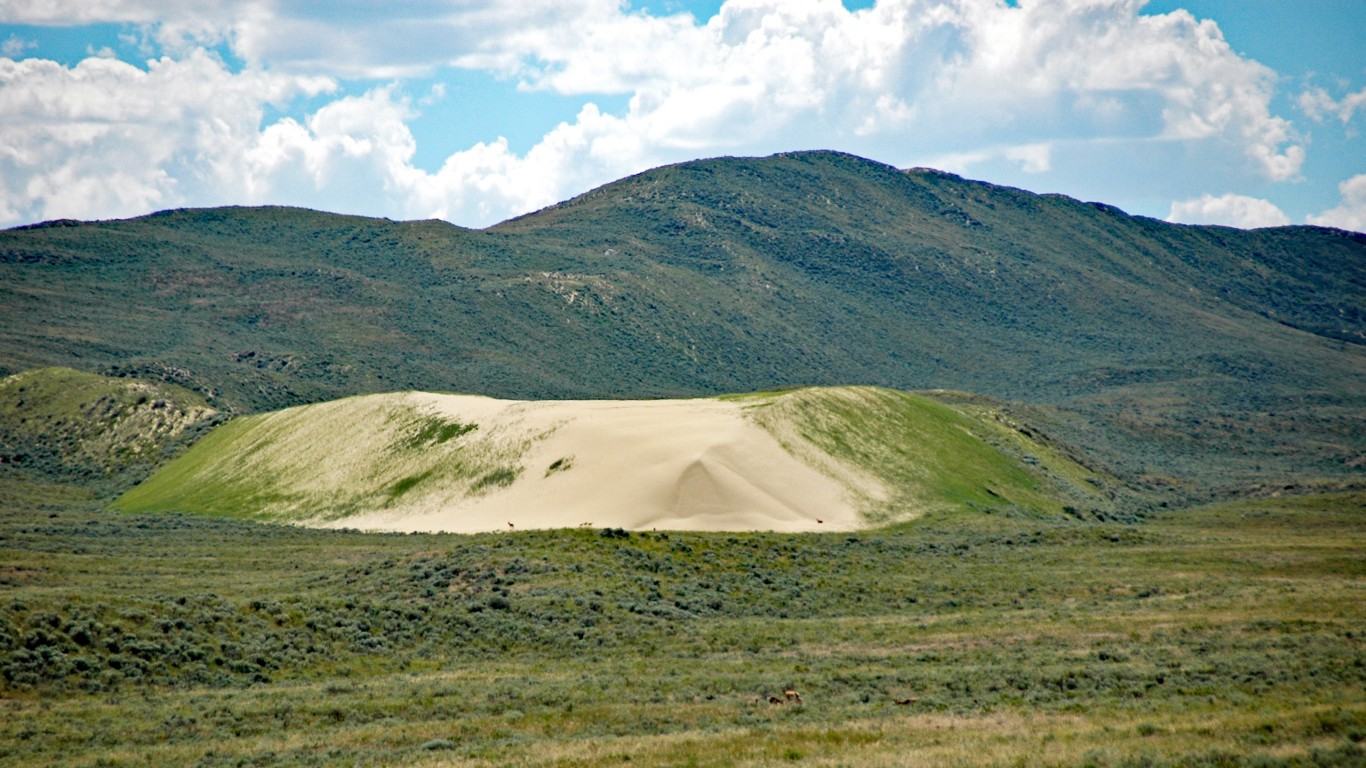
1,488,1362,767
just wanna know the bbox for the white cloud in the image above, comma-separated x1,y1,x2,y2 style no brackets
0,51,334,224
1167,193,1290,229
1299,85,1366,126
0,0,1317,227
0,1,249,55
1004,143,1052,173
2,35,37,58
448,0,1306,197
1306,174,1366,233
927,141,1056,176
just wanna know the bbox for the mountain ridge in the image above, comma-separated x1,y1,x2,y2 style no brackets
2,150,1362,497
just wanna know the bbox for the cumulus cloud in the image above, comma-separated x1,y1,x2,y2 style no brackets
1166,193,1290,229
476,0,1304,180
0,0,1316,227
1,0,248,56
0,51,334,223
237,87,639,225
1307,174,1366,233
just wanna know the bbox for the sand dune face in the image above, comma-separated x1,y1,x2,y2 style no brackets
330,395,868,533
117,386,1108,532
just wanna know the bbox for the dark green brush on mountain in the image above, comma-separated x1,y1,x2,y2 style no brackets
0,367,222,495
2,151,1362,498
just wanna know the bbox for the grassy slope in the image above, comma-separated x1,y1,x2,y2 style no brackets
113,386,1115,527
737,386,1118,523
1,152,1362,496
114,392,515,523
2,489,1361,767
0,367,222,495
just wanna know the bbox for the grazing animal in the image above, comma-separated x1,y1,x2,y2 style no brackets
894,697,919,706
507,522,514,530
816,519,823,524
784,689,803,704
767,695,784,705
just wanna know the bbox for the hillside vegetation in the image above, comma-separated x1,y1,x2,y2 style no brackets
114,386,1116,531
3,151,1362,497
0,367,222,494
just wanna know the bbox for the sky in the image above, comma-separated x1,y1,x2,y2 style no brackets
1,0,1364,232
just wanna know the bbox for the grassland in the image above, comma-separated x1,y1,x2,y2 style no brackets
2,486,1361,766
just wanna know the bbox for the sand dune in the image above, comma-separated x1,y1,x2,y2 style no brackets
328,394,868,533
118,386,1104,532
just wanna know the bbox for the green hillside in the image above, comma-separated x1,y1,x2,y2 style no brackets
2,151,1363,497
736,387,1118,523
113,391,517,525
0,367,221,494
114,386,1116,529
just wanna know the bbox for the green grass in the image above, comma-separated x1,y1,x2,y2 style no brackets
109,415,273,519
2,489,1361,766
388,470,434,501
113,392,520,522
470,466,520,493
745,386,1116,523
401,417,478,449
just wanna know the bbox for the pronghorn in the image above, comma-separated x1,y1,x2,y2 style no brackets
784,689,803,704
767,695,784,705
894,696,919,706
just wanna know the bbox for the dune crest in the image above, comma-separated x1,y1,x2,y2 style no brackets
329,394,864,533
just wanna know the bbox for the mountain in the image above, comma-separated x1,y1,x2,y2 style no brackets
1,150,1362,497
113,386,1115,532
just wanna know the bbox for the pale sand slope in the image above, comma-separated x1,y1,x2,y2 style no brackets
324,393,875,534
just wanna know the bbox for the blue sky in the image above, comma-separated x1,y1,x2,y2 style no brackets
1,0,1364,232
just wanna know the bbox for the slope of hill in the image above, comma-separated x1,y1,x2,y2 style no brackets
113,386,1114,532
2,151,1362,496
0,367,221,494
